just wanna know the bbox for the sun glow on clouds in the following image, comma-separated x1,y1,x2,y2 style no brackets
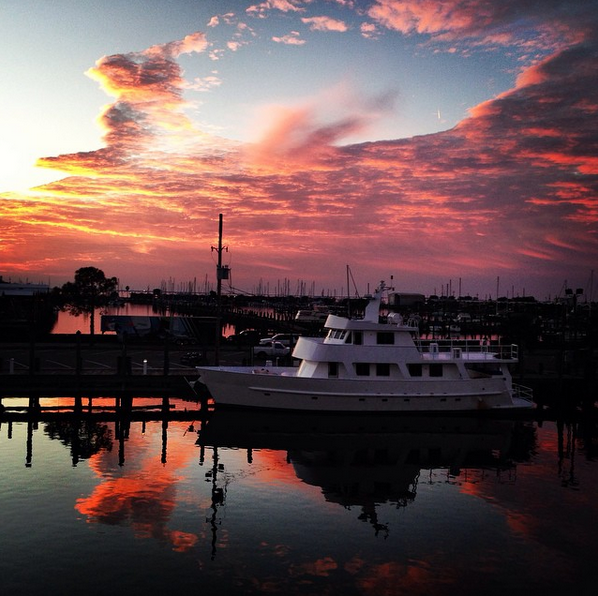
1,0,598,296
83,33,209,151
245,82,400,171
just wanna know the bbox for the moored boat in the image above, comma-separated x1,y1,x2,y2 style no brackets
195,282,533,412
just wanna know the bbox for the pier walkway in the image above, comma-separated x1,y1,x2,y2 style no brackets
0,337,252,397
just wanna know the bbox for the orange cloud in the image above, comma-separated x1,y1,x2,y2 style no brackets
38,32,209,175
74,418,204,552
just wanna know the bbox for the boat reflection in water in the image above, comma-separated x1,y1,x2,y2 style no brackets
197,409,533,536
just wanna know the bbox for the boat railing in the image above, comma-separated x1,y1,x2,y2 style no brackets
512,383,534,403
418,340,519,360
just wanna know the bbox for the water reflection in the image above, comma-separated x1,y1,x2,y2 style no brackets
2,402,598,595
69,415,201,553
197,411,536,538
44,419,113,465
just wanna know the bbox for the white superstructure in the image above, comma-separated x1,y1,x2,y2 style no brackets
195,283,533,412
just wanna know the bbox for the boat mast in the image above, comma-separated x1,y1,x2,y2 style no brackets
346,264,352,318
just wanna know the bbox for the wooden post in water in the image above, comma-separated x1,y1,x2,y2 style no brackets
28,394,40,412
75,330,82,376
28,333,37,377
71,419,81,466
120,394,133,415
163,334,170,376
26,421,34,468
116,419,126,466
161,418,168,464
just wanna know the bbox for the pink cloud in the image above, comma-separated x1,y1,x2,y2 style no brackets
360,22,380,39
37,33,210,172
367,0,595,49
245,88,398,168
246,0,304,18
272,31,306,45
301,16,349,32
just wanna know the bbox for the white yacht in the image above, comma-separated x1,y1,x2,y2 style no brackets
195,283,533,412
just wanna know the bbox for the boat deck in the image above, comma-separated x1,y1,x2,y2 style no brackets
420,351,512,361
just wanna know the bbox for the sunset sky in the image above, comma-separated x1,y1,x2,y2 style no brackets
1,0,597,300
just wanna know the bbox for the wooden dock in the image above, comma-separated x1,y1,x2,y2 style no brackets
0,372,196,397
0,395,208,421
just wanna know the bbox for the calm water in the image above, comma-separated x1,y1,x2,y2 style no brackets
1,399,597,596
51,304,157,334
52,304,237,337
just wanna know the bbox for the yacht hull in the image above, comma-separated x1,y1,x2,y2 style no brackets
195,366,531,412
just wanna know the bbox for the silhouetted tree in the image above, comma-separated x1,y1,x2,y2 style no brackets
61,267,118,336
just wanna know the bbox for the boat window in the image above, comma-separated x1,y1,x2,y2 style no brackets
355,363,370,376
328,330,348,341
376,363,390,376
429,363,443,377
328,362,338,377
353,332,363,345
377,332,395,345
408,363,422,377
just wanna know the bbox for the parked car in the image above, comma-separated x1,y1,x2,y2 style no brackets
173,335,194,346
258,333,297,347
180,351,204,366
253,341,291,359
227,329,261,346
159,332,194,346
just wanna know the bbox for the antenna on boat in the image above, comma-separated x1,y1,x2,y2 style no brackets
346,264,352,318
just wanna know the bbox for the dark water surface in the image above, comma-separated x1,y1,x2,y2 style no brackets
1,399,597,596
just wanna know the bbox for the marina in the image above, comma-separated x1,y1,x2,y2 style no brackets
1,288,597,596
1,276,597,596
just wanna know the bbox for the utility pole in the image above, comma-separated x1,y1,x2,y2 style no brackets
211,213,229,365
